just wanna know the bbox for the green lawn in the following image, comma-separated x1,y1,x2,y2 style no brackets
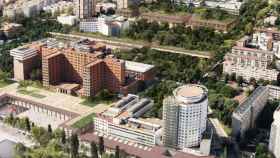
71,113,95,129
81,99,113,107
17,88,46,99
0,80,14,88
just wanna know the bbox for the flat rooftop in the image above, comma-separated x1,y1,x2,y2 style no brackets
177,85,204,98
125,61,154,73
173,84,208,104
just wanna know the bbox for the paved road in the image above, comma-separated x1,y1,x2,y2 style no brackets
49,32,211,59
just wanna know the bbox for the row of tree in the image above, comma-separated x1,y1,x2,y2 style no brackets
122,19,225,51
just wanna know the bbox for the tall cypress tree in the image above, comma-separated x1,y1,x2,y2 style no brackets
90,141,98,158
70,133,79,158
61,129,66,144
25,118,31,132
115,146,120,158
47,124,52,134
98,136,105,155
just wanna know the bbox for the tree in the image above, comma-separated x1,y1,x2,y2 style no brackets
255,144,274,158
230,73,236,81
25,117,31,132
14,143,27,158
236,76,243,86
245,23,253,35
98,136,105,155
70,133,79,158
220,86,238,98
224,73,230,83
31,126,51,146
115,146,120,158
61,129,66,145
48,124,52,134
90,141,98,158
249,77,257,87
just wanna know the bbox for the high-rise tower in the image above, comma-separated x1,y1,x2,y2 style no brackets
163,84,208,148
75,0,96,19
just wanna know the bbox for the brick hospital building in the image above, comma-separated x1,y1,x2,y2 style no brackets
10,38,155,96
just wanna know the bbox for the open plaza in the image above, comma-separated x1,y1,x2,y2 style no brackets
0,83,103,129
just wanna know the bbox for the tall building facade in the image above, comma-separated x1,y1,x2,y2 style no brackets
75,0,96,19
117,0,128,9
231,86,269,138
163,84,208,149
269,106,280,158
223,28,280,81
10,46,39,80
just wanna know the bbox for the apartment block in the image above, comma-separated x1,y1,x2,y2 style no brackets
75,0,96,19
232,86,269,138
223,28,280,81
269,106,280,158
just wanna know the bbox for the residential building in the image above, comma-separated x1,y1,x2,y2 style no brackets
75,0,96,19
204,0,242,15
57,15,78,26
269,106,280,158
173,0,242,14
0,23,23,39
223,28,280,81
267,85,280,100
43,1,74,16
232,86,269,138
117,0,128,9
163,84,208,149
96,2,116,13
3,0,58,18
79,15,130,36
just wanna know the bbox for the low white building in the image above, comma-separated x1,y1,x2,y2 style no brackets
93,94,161,147
79,15,130,36
57,15,77,26
205,0,242,15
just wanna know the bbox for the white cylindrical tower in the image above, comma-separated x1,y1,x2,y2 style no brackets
163,84,208,149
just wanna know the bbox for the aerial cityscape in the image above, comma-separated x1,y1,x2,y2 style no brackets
0,0,280,158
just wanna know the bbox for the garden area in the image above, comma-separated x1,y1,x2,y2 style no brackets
17,80,46,99
81,89,118,107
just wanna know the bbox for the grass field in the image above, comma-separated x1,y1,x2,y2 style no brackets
17,88,46,99
0,80,14,88
71,113,95,129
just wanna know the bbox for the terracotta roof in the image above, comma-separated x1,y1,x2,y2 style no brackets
80,133,215,158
